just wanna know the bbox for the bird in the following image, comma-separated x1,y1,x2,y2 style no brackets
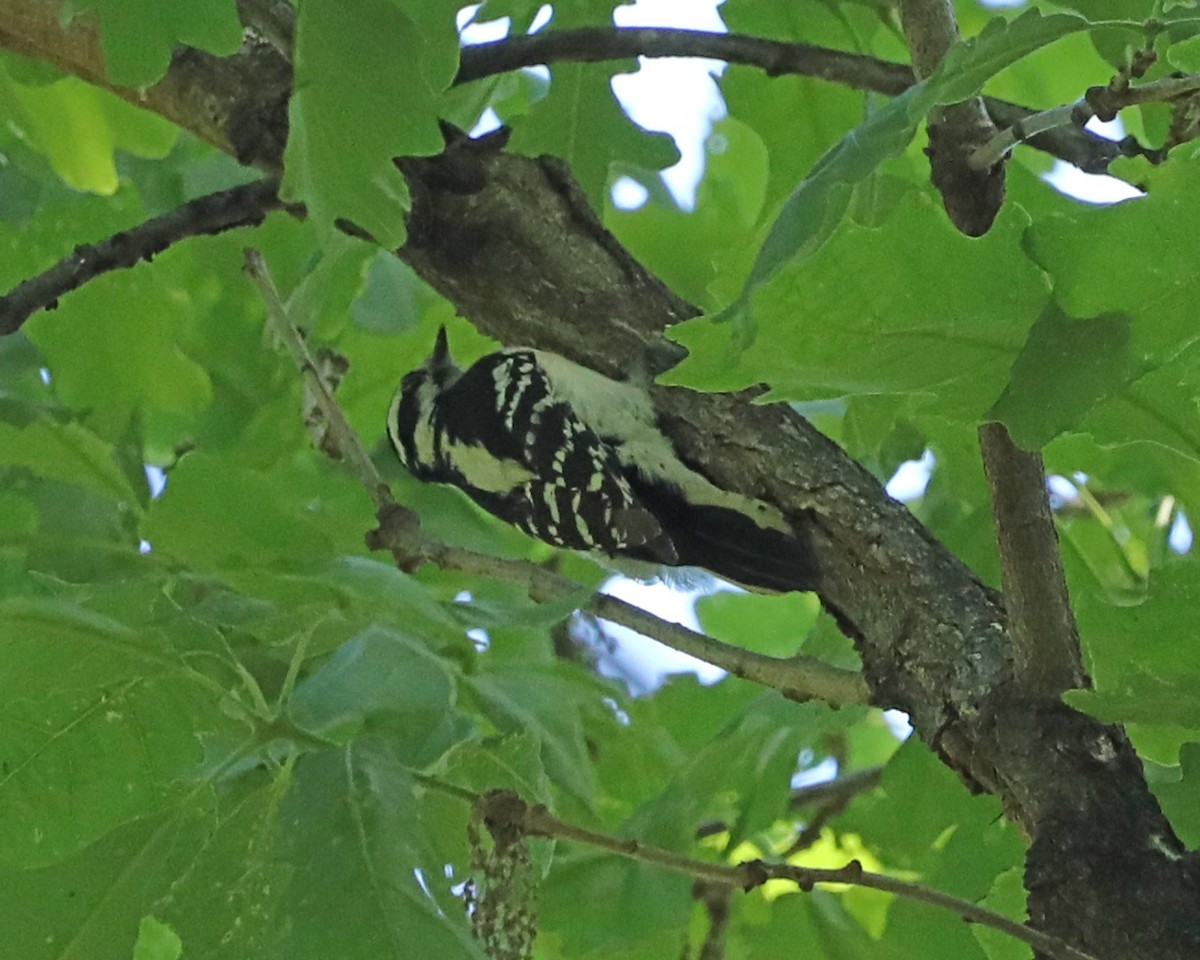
386,327,816,593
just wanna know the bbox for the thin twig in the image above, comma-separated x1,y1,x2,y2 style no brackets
971,102,1091,171
466,790,1100,960
693,880,732,960
0,179,283,336
389,525,870,707
243,249,869,708
971,72,1200,170
244,248,392,507
789,765,883,809
780,766,885,856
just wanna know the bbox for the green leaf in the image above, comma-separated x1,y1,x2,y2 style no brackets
283,0,459,248
464,660,606,808
635,693,845,851
973,868,1031,960
0,331,51,402
156,765,294,958
1067,566,1200,734
988,305,1136,449
67,0,243,86
0,418,142,505
1027,156,1200,460
288,625,469,764
736,891,829,960
141,452,338,574
264,739,490,960
439,732,551,805
133,916,183,960
507,62,679,206
1029,158,1200,370
933,9,1098,104
25,269,211,439
695,590,822,658
665,191,1048,424
1153,742,1200,848
539,852,692,958
351,252,437,335
0,69,179,192
1070,339,1200,465
607,116,772,309
0,802,218,960
725,9,1090,316
0,489,38,544
1166,33,1200,71
475,0,547,32
840,738,1006,871
0,599,217,866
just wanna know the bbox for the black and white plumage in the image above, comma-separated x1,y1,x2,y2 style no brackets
387,328,817,593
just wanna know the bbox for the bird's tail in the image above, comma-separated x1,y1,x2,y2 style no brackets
630,479,818,593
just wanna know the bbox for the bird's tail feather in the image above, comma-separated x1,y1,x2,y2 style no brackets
630,479,818,593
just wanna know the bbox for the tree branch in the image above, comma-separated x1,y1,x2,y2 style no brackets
697,765,883,841
898,0,1004,235
457,26,912,94
0,0,293,167
473,789,1101,960
244,248,869,709
978,423,1085,697
973,70,1200,170
454,26,1125,175
0,179,284,336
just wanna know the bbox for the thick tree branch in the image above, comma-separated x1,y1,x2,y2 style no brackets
235,0,295,61
978,423,1085,697
0,179,284,336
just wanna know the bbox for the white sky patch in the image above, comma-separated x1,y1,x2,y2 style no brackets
144,464,167,499
611,176,650,209
886,450,935,502
1047,474,1078,501
792,755,839,788
610,0,726,207
1170,511,1194,553
599,575,726,689
1043,117,1143,205
466,627,490,650
884,709,913,740
458,5,508,41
